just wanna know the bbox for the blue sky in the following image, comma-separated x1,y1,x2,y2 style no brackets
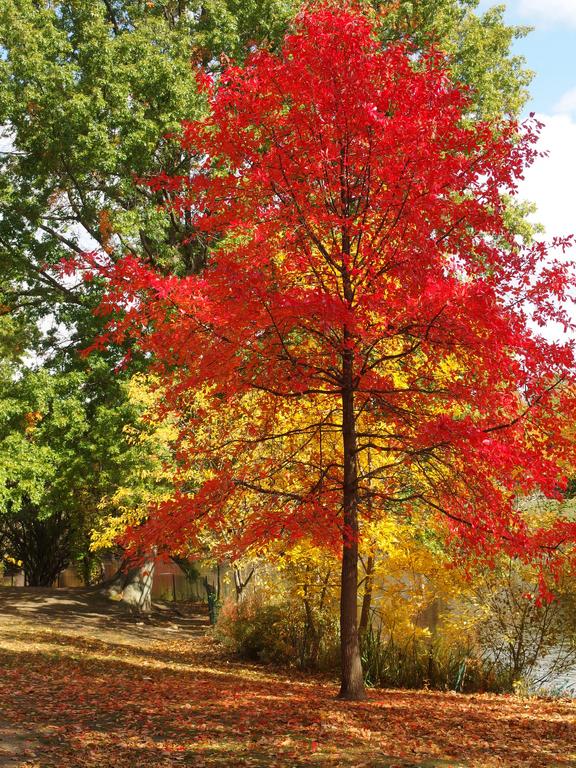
516,22,576,115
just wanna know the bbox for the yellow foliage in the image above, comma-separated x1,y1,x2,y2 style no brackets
90,374,179,552
3,555,23,567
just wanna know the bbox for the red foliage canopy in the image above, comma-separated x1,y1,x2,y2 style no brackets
85,5,576,577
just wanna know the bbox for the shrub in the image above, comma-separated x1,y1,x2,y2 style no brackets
215,591,339,668
360,620,515,693
215,594,298,664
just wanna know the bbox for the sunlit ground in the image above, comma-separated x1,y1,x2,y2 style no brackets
0,590,574,768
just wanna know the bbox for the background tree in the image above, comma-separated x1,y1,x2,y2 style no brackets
86,5,576,699
0,0,301,589
0,0,296,357
0,361,150,585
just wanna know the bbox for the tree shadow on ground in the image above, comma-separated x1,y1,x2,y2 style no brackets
0,642,574,767
0,586,209,639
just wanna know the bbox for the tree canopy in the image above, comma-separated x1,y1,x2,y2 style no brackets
0,0,532,358
80,4,576,698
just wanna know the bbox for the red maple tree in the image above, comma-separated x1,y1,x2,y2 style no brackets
85,5,576,699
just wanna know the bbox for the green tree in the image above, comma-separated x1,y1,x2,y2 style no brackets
0,360,149,585
0,0,297,359
377,0,532,118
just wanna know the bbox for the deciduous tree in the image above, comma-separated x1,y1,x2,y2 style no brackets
84,5,576,699
0,362,151,585
0,0,532,356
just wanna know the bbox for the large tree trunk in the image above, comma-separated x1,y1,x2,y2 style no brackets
338,342,365,700
103,554,156,613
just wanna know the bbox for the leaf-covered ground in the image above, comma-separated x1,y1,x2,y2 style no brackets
0,589,574,767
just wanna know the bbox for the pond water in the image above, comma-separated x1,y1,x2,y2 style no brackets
531,655,576,698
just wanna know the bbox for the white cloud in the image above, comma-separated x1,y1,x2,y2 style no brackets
519,113,576,340
519,112,576,238
517,0,576,27
553,86,576,115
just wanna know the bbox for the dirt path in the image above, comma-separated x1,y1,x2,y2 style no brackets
0,587,575,768
0,586,212,671
0,587,209,639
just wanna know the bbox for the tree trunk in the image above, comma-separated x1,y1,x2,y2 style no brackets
338,343,365,700
122,558,155,613
103,554,156,613
359,551,375,639
302,573,321,669
233,564,254,602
